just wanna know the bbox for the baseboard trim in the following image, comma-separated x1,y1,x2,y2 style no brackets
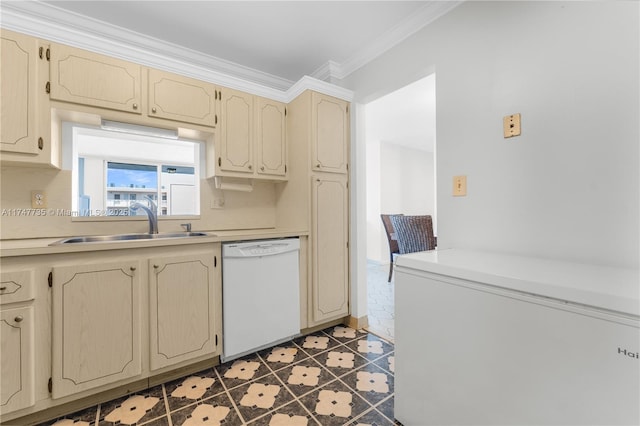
345,315,369,330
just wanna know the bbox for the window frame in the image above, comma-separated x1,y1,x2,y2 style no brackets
63,121,204,221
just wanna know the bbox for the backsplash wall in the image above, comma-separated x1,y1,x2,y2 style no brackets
0,166,277,240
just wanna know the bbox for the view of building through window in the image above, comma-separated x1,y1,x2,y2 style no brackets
68,123,201,217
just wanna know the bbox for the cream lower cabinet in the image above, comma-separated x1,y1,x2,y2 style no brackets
1,268,36,416
311,175,349,323
48,245,221,403
149,252,219,370
0,306,35,415
51,261,142,399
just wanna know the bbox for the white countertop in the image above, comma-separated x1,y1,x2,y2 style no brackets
0,228,308,257
395,249,640,317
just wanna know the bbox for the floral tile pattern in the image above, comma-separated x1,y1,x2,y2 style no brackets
39,326,397,426
170,393,242,426
164,369,226,412
97,386,166,426
228,373,295,422
342,364,394,406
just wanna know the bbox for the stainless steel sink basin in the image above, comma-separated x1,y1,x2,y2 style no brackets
50,232,210,245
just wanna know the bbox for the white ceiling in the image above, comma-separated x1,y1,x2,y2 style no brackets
366,74,436,152
36,1,455,85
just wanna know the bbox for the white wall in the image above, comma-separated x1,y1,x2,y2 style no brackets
343,1,639,269
367,141,436,263
380,143,434,217
366,139,382,261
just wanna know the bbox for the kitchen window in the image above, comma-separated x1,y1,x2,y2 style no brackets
64,121,202,218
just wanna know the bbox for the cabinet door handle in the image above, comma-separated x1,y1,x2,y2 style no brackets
153,264,159,269
132,103,138,110
316,164,321,168
248,165,252,170
152,107,157,113
260,166,265,171
130,267,136,272
0,286,7,291
14,315,24,323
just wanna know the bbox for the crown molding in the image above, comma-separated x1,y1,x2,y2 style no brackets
310,60,342,83
311,1,463,81
0,0,461,103
0,1,297,101
286,76,355,103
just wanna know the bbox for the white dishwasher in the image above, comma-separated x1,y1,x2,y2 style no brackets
221,238,300,362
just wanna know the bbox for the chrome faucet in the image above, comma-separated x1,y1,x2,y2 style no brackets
130,196,158,234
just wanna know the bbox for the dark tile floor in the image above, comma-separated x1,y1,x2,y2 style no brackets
41,326,397,426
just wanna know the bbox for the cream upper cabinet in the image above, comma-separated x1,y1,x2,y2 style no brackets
0,29,52,164
212,90,288,180
218,88,254,174
51,261,142,399
49,43,142,114
0,306,35,415
311,175,349,323
149,251,220,371
1,30,39,154
311,92,349,174
148,69,218,127
255,97,287,178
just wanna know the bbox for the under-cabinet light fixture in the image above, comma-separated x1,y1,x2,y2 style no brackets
100,120,178,139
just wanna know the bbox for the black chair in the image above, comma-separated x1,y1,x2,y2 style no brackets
390,215,436,255
380,214,403,282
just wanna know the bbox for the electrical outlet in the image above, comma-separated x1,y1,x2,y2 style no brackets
210,198,225,209
31,190,47,208
453,176,467,197
503,113,521,138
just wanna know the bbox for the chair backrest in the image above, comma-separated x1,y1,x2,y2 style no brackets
380,214,403,255
390,215,436,254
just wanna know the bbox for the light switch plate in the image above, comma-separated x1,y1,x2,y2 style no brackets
453,176,467,196
503,113,521,138
31,190,47,208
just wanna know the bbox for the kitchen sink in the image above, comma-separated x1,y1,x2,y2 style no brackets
49,232,211,245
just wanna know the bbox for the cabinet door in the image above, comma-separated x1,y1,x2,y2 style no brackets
311,92,349,174
255,97,287,178
311,175,349,323
219,88,253,174
0,306,34,414
1,30,43,155
50,44,142,114
51,261,142,399
149,252,219,370
148,69,218,127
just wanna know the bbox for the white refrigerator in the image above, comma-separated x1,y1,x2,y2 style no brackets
395,249,639,425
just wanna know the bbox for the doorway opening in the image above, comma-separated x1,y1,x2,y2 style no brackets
364,74,437,340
